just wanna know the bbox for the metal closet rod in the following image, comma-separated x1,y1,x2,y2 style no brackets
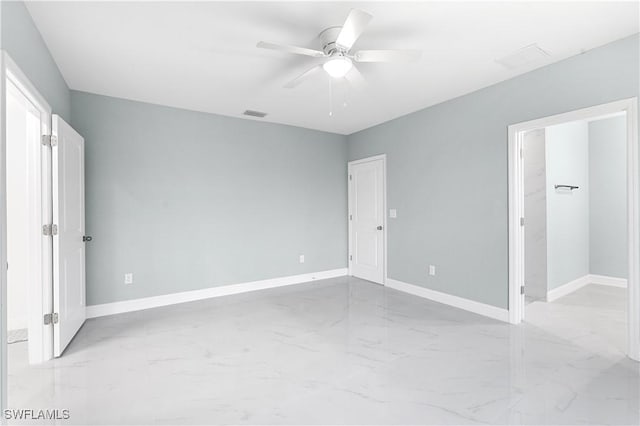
555,184,579,190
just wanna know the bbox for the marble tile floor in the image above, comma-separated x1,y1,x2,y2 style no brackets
7,277,639,425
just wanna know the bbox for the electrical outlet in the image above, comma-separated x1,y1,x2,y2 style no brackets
299,255,305,264
428,265,436,276
124,273,134,285
389,209,397,218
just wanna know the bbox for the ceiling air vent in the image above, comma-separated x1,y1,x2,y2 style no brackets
243,110,268,118
495,44,550,70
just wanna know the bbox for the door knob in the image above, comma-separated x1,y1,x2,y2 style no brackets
83,236,93,242
377,225,383,230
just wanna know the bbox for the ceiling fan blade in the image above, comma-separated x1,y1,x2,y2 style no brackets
257,41,325,58
344,66,366,90
335,9,373,51
354,49,421,63
284,64,323,88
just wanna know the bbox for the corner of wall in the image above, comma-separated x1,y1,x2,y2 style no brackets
1,0,71,121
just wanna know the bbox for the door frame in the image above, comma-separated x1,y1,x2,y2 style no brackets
347,154,387,285
507,97,639,361
1,49,55,389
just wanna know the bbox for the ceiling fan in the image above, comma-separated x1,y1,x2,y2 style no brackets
257,9,421,88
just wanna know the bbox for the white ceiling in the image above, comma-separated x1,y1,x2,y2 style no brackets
26,1,639,135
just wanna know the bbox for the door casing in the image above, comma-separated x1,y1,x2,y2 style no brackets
2,51,54,367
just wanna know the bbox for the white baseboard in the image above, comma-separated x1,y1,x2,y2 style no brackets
385,278,510,322
546,274,628,302
86,268,348,318
588,274,628,288
547,275,590,302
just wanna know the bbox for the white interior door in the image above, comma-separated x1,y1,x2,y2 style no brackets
52,114,86,357
349,157,385,284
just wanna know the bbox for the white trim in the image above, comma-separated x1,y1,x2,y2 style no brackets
1,51,54,365
545,275,627,302
626,98,640,361
347,154,387,166
508,124,525,324
546,275,590,302
508,97,640,361
0,47,7,413
4,55,51,117
588,274,628,288
86,268,348,318
386,278,510,322
347,154,387,285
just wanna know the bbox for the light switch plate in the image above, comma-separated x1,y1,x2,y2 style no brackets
124,273,134,285
389,209,397,218
299,255,305,264
428,265,436,276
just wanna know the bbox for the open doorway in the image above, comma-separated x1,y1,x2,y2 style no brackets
523,113,628,355
4,60,53,367
508,98,639,361
7,79,40,348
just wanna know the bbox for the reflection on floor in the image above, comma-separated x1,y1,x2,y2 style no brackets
526,283,627,357
8,277,639,425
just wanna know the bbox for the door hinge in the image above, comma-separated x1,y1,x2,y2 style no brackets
520,285,525,295
349,214,352,220
520,217,525,227
44,313,59,325
43,224,58,236
349,174,352,181
349,255,352,261
41,135,57,147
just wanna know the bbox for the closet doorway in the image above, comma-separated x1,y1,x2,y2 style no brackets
508,98,639,361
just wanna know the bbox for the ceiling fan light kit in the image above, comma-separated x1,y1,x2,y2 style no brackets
323,56,353,78
257,8,421,89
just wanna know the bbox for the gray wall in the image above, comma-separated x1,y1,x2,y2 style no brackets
523,129,547,300
0,1,70,120
347,34,639,309
589,116,628,279
545,121,590,290
71,91,348,306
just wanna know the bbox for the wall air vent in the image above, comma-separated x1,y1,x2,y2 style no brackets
243,110,268,118
495,44,550,70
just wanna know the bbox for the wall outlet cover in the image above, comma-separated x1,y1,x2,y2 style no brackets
389,209,397,218
124,273,134,284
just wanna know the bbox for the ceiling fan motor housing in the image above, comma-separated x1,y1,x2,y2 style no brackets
318,27,345,56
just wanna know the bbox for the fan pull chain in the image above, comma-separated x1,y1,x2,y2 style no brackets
343,79,348,108
328,77,333,117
